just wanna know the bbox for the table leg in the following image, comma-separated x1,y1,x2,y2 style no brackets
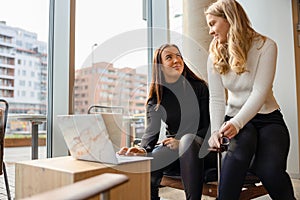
31,122,39,160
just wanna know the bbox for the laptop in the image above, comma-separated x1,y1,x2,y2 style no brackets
56,114,152,164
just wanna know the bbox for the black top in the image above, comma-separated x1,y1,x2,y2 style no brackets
141,75,210,152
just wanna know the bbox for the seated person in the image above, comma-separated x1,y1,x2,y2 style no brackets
118,43,216,200
205,1,296,199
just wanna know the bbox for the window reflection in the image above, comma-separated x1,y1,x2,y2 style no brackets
169,0,183,44
74,0,147,116
0,0,49,158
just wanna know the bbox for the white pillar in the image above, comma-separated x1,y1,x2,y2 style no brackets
182,0,215,81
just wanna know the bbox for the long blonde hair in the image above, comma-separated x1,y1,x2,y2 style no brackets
205,0,265,75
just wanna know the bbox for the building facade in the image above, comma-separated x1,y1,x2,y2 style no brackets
74,62,147,115
0,21,47,114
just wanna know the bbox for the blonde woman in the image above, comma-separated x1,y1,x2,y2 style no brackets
205,0,295,199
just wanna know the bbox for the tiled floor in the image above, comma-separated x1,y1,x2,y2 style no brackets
1,146,299,200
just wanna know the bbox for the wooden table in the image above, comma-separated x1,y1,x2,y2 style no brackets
15,156,150,199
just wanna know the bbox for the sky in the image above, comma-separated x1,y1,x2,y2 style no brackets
75,0,147,69
0,0,182,71
0,0,147,70
0,0,49,42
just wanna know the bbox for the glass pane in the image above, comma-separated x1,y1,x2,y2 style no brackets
74,0,147,115
169,0,183,44
74,0,148,147
0,0,49,161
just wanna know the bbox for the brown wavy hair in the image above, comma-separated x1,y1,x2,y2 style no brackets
147,44,206,109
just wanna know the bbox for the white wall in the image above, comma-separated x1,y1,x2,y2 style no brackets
238,0,299,177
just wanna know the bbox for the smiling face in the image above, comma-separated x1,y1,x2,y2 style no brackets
206,14,230,44
160,46,184,83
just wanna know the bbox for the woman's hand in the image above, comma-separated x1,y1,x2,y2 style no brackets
220,121,237,139
209,121,237,149
208,131,222,149
162,138,179,150
117,146,147,156
117,147,129,155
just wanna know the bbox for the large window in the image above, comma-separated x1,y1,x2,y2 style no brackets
0,0,49,158
74,0,148,116
169,0,183,44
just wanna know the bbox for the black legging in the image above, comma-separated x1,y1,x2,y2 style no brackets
219,110,296,200
149,134,216,200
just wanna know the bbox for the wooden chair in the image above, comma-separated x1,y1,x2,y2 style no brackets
0,99,11,200
160,151,268,200
20,173,128,200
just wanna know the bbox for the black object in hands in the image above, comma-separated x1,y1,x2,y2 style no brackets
219,136,230,152
208,136,230,152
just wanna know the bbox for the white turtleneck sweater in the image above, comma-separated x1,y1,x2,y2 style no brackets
207,37,280,134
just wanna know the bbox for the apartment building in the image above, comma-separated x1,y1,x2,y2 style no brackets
0,21,47,114
74,62,147,115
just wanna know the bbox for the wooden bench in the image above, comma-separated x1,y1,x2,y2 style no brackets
160,171,268,199
160,153,268,200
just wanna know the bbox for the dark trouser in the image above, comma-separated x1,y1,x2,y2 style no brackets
219,110,296,200
149,134,216,200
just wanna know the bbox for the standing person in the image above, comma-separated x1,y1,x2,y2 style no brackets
118,43,216,200
205,0,296,199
